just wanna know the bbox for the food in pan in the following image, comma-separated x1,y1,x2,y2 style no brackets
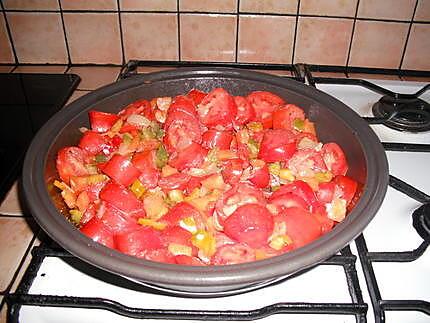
54,88,359,266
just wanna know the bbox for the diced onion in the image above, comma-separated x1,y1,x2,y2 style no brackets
127,114,151,127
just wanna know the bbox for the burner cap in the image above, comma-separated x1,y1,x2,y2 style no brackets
412,203,430,241
372,94,430,132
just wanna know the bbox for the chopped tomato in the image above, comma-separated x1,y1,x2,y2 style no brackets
161,202,201,227
272,104,305,130
212,243,256,265
202,130,234,150
187,89,207,105
158,173,191,191
102,155,141,187
223,204,273,248
246,91,284,128
56,146,89,184
321,143,348,176
258,129,297,163
234,96,255,126
144,249,176,263
269,192,308,212
164,116,202,153
347,181,363,212
118,99,154,121
100,202,140,234
164,96,197,128
197,88,237,129
168,142,207,171
115,227,163,256
316,181,336,204
78,131,108,155
99,182,145,215
248,160,270,188
80,217,115,248
175,255,206,266
271,180,319,210
275,207,322,249
88,110,119,133
162,226,194,251
333,175,358,204
132,150,159,189
221,158,244,185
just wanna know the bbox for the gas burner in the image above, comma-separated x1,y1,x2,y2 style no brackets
372,93,430,132
413,203,430,241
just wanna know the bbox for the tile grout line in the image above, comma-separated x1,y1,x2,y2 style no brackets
0,2,19,65
58,0,72,65
176,0,181,62
345,0,361,74
291,0,301,64
117,0,126,66
398,0,419,71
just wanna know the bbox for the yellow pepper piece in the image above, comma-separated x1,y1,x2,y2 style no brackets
192,230,216,258
315,171,333,183
184,188,201,202
293,118,305,131
246,122,263,132
268,162,281,176
130,179,146,199
179,217,197,234
168,189,184,203
69,209,82,224
138,218,167,230
269,235,293,251
168,243,192,256
279,168,295,181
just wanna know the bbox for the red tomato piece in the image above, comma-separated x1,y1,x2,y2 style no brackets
162,226,195,254
119,123,139,134
287,148,327,176
78,131,108,155
202,130,234,150
316,181,336,204
115,227,163,256
144,249,176,263
275,207,322,249
333,175,358,204
321,143,348,176
271,180,319,210
223,204,274,248
175,255,206,266
269,192,308,212
187,89,207,105
99,182,145,215
80,217,115,249
102,155,141,187
234,96,255,126
246,91,285,128
99,202,140,234
212,243,256,265
164,116,202,153
119,99,154,121
221,158,244,185
272,104,305,130
158,173,191,191
88,110,119,133
313,209,335,234
161,202,201,227
132,150,160,189
258,129,297,163
56,146,90,184
248,160,270,188
168,142,207,171
197,88,237,129
347,181,363,212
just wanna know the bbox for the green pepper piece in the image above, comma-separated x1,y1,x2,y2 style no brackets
156,145,169,168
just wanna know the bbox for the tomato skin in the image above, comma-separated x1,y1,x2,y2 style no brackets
88,110,119,133
161,202,201,227
168,142,207,171
202,130,234,150
99,182,145,215
212,243,256,265
316,181,336,204
313,209,335,234
333,175,358,204
102,155,141,187
115,227,163,256
321,142,348,176
187,89,207,105
197,88,237,129
221,158,244,185
100,202,140,234
158,173,191,191
271,180,319,210
56,146,89,184
223,204,274,248
132,150,159,189
162,226,195,254
234,96,255,126
164,116,202,153
258,129,297,163
272,104,305,130
269,192,308,212
276,207,322,249
80,217,115,249
175,255,206,266
119,99,154,121
246,91,284,128
248,162,270,188
78,131,108,155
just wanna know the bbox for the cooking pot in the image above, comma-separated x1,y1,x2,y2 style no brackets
23,68,388,297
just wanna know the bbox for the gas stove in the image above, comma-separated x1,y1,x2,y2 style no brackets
4,62,430,323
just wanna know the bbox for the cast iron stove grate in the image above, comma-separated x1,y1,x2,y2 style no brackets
3,61,430,323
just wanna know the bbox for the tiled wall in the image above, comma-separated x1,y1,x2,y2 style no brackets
0,0,429,70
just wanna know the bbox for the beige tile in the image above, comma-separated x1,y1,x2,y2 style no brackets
180,14,236,62
240,0,298,14
13,65,67,74
349,21,409,69
348,73,401,80
122,13,178,61
300,0,358,17
0,303,6,323
415,0,430,21
0,182,23,216
253,69,293,76
402,76,430,82
7,13,68,64
238,15,295,64
312,71,348,78
61,0,117,10
402,24,430,71
295,17,353,66
64,13,122,64
120,0,177,11
0,66,14,73
179,0,237,12
3,0,59,10
65,90,91,105
357,0,416,21
0,15,14,64
0,218,36,291
67,66,120,90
